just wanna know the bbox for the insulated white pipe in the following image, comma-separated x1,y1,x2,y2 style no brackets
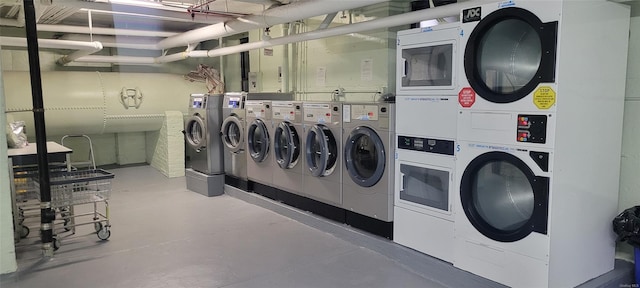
0,37,102,51
59,34,160,50
75,55,156,64
37,24,179,38
156,0,388,50
57,42,104,65
199,0,492,58
282,24,289,93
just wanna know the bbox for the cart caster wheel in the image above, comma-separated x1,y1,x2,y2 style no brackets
53,237,61,251
19,225,29,238
63,219,72,232
94,222,103,232
97,228,110,240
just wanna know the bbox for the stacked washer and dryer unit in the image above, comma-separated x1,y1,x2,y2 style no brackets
185,94,225,197
452,2,630,287
393,23,460,262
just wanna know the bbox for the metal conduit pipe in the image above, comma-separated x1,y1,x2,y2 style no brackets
156,0,388,50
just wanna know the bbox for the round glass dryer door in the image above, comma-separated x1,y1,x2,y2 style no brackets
221,115,244,152
464,7,557,103
305,124,337,177
185,114,206,151
274,121,300,169
344,126,385,187
247,119,269,163
460,151,549,242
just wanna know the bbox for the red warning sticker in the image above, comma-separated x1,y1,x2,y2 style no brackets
459,87,476,108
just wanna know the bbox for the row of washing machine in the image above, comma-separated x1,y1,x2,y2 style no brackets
393,1,630,287
221,93,396,237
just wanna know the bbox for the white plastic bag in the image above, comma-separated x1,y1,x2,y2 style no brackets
7,121,28,148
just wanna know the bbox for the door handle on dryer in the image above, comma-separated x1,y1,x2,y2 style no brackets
400,172,406,192
402,58,408,78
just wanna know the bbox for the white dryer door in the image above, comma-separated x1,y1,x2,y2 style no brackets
459,151,549,242
344,126,385,187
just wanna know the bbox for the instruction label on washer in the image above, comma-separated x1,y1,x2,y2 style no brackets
351,104,378,121
272,102,295,121
533,86,556,110
303,103,331,123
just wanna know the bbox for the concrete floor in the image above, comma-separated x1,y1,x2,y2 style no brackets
1,165,634,288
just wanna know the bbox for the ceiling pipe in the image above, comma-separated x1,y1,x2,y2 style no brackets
59,34,160,50
73,0,491,65
198,0,492,58
156,0,388,50
37,24,179,38
0,36,104,65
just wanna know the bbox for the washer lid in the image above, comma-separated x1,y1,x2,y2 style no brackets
247,119,270,163
221,115,244,153
305,124,337,177
344,126,385,187
464,7,558,103
185,114,206,151
274,121,300,169
460,151,549,242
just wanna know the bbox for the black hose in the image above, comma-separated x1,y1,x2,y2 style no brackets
23,0,54,251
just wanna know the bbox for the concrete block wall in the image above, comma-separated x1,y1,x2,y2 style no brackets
147,111,185,178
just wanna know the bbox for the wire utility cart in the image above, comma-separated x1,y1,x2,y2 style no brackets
34,169,115,250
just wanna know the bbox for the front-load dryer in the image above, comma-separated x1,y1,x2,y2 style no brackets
453,2,630,287
221,93,248,189
342,103,395,222
457,1,559,113
454,141,551,287
397,22,459,96
302,102,342,208
271,101,304,196
245,100,274,188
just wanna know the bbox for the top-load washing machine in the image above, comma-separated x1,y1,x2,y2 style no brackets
302,102,342,208
221,93,248,189
245,100,275,189
271,101,304,196
452,2,630,287
342,102,395,238
184,94,225,196
393,23,460,263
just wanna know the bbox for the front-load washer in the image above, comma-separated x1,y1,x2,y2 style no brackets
271,101,304,196
245,100,274,188
453,2,630,287
184,94,225,197
342,103,395,221
221,92,248,189
302,102,342,207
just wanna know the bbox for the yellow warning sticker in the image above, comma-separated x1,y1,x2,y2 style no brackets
533,86,556,110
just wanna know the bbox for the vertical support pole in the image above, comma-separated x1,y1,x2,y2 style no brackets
23,0,55,257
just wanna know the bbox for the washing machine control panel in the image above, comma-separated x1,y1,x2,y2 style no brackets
191,96,206,109
516,115,547,144
398,136,454,156
272,101,301,122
